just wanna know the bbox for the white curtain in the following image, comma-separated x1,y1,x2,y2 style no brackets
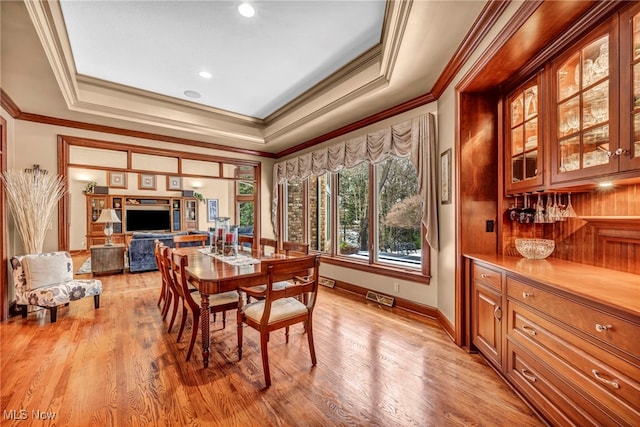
272,112,439,251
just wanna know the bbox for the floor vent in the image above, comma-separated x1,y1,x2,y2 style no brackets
318,277,335,288
365,291,395,307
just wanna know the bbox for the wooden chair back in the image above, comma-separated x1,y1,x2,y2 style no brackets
281,241,309,256
261,254,320,312
154,239,169,310
259,238,278,254
238,235,254,252
173,234,208,248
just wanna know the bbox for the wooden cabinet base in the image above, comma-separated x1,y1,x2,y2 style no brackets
91,244,125,275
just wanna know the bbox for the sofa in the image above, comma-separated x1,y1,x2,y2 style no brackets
11,251,102,323
128,230,211,273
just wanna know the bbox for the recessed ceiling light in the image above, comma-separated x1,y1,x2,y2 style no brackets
238,3,255,18
184,90,201,99
199,71,212,79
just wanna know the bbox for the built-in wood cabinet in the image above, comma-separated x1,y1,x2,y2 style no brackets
86,195,125,247
471,262,504,370
504,3,640,194
619,2,640,172
85,194,198,248
184,199,198,231
466,255,640,426
506,75,543,193
550,19,618,184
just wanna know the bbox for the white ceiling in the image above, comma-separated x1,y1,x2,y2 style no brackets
0,0,488,154
59,0,387,119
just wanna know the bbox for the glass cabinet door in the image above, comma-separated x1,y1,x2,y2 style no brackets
553,28,618,182
620,3,640,171
506,75,542,193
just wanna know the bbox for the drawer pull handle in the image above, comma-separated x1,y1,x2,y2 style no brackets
521,325,537,336
493,306,502,321
592,369,620,389
521,369,537,383
480,274,490,279
522,292,532,298
595,323,612,332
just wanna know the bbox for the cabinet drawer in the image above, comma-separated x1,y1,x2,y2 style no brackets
473,263,502,291
507,277,640,357
509,302,640,425
507,341,602,427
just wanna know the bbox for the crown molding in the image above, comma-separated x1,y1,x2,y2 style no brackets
26,0,408,148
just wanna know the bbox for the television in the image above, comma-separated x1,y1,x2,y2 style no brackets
125,207,171,232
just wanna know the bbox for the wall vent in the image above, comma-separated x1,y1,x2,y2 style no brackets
365,291,394,307
318,277,335,288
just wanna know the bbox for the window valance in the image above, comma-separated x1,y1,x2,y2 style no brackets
272,112,439,251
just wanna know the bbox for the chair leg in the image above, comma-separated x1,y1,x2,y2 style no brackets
20,304,27,318
94,295,100,309
306,316,317,366
285,325,290,343
237,314,244,360
168,296,179,333
186,311,199,362
162,291,172,320
50,306,58,323
222,311,227,329
177,306,188,343
157,280,166,307
260,331,271,387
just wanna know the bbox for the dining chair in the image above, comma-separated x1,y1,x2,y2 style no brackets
242,237,282,303
281,241,309,256
238,235,254,252
259,238,278,254
173,234,208,248
154,240,169,313
237,253,321,387
157,244,182,332
171,251,240,362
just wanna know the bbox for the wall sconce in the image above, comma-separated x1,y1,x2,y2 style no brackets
191,181,203,189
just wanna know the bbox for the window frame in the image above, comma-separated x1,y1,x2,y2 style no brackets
278,162,431,284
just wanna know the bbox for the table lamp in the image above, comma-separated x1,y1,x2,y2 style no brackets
95,208,121,246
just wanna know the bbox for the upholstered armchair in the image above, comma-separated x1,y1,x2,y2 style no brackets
11,251,102,323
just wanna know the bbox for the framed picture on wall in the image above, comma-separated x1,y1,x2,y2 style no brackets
440,148,452,204
138,174,156,190
167,176,182,191
207,199,218,222
108,171,127,188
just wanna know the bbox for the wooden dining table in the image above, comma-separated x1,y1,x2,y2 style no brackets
173,246,288,368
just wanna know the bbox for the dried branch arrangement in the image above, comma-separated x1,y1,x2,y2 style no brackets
1,167,67,254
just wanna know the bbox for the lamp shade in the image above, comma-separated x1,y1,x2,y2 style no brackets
96,208,121,223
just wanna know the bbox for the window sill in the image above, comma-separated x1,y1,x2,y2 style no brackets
319,255,431,284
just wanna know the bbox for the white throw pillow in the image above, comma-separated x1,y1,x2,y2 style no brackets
22,252,73,289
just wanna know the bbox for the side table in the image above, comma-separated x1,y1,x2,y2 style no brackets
91,243,125,275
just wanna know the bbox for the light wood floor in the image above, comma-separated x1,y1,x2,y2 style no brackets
0,255,544,426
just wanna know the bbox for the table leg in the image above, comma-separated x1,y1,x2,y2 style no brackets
200,293,210,368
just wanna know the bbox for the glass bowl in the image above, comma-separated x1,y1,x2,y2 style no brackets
515,238,555,259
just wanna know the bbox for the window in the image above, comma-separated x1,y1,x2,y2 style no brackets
281,157,427,277
338,163,369,257
309,173,331,253
285,180,304,243
235,166,255,228
273,113,436,281
376,157,421,268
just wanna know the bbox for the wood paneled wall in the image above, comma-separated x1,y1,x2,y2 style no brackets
501,184,640,274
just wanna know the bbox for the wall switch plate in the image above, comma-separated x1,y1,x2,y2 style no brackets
485,220,495,232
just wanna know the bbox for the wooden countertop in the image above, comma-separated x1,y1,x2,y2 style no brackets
464,253,640,320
